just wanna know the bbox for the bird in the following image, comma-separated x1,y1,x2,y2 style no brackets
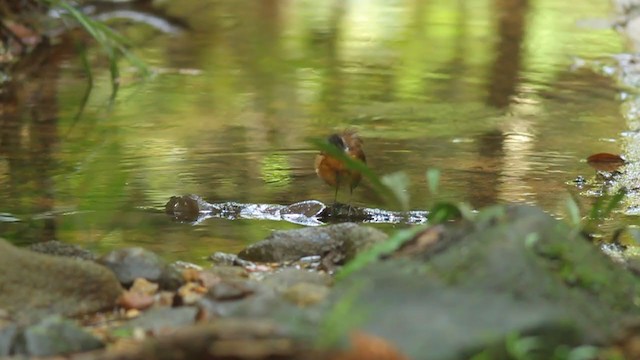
314,129,366,208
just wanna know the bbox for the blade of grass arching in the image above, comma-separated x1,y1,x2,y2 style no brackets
92,21,151,76
308,137,399,207
108,51,120,105
380,171,410,211
71,42,93,124
426,168,440,195
587,196,605,222
56,2,108,49
54,0,151,81
335,225,428,281
603,188,626,218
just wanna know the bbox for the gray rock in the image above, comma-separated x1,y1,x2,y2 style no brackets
119,307,198,334
205,265,248,281
0,239,122,322
237,223,387,263
28,240,96,261
262,268,332,292
209,252,256,267
325,205,640,359
20,315,103,356
98,247,184,290
0,321,17,356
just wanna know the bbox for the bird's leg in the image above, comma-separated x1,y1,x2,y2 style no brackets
332,176,340,216
347,186,354,217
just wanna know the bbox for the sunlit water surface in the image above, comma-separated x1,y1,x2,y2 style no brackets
0,0,628,263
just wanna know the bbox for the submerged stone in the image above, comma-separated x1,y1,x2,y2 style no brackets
326,205,640,359
237,223,388,263
0,239,122,322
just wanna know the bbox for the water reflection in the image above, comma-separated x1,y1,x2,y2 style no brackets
0,42,72,243
0,0,625,262
487,0,528,108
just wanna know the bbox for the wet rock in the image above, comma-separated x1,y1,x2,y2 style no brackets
29,240,96,261
98,247,184,290
209,251,256,267
327,205,640,359
237,223,388,263
19,315,103,356
0,239,122,322
119,307,199,335
281,200,326,225
0,321,17,356
165,194,212,221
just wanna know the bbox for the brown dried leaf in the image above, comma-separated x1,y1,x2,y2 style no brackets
587,153,625,172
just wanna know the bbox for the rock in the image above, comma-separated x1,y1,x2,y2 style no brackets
96,319,303,360
118,307,198,335
209,252,256,267
98,247,184,290
0,239,122,322
325,205,640,359
18,315,103,356
237,223,388,263
117,291,155,311
282,283,330,306
205,265,248,281
29,240,96,261
207,280,260,301
262,268,332,291
0,321,17,356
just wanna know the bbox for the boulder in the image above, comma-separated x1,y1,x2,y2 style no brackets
238,223,387,263
0,239,122,322
18,315,103,356
326,205,640,359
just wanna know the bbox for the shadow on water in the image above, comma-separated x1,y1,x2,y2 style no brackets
0,0,628,262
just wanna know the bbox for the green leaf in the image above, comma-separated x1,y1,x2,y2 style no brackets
381,171,410,211
429,202,464,223
426,168,440,195
564,195,581,228
335,225,428,281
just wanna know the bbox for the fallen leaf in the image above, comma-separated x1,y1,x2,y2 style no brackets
587,153,625,172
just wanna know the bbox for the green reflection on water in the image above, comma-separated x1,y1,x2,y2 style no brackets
0,0,625,262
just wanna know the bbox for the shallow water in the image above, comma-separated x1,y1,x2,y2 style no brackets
0,0,628,263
